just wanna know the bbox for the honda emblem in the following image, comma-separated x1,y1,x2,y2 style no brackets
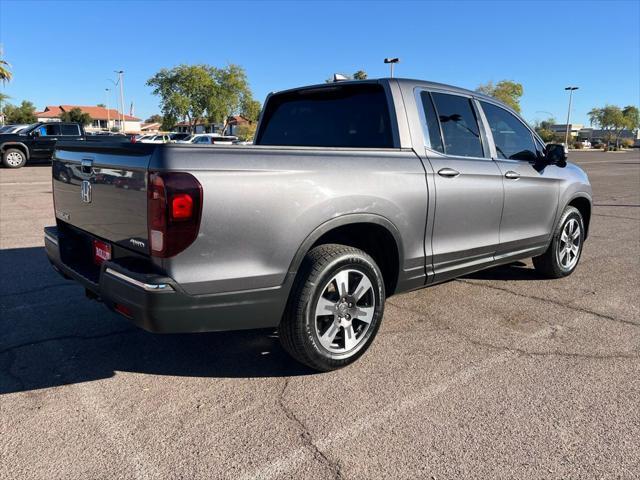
81,180,92,203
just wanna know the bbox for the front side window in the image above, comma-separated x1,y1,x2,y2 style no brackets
431,92,484,158
481,101,537,162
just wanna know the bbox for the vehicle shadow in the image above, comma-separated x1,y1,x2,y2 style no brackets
0,247,315,395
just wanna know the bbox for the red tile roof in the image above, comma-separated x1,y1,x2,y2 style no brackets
35,105,140,121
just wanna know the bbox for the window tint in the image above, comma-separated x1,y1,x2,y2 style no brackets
61,124,80,136
419,91,444,153
257,84,393,148
431,93,483,158
481,101,537,162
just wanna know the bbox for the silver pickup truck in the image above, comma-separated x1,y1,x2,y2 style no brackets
45,78,592,371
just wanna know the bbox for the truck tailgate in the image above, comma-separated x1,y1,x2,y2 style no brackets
53,142,157,254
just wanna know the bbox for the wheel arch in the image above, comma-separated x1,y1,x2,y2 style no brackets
286,214,404,296
567,194,592,239
1,142,30,160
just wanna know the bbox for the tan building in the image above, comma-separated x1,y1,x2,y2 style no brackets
34,105,142,133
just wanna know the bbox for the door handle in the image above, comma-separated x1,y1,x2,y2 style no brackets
438,168,460,178
504,171,520,179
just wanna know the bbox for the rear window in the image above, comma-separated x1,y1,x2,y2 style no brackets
256,83,394,148
61,124,81,136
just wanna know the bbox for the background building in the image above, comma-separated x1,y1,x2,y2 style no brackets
34,105,141,133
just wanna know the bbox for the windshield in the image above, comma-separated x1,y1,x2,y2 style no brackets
18,124,39,134
183,135,195,142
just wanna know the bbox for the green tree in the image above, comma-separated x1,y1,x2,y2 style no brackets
235,122,257,142
147,64,217,133
240,97,261,121
534,117,559,143
0,46,11,84
97,103,106,108
587,105,633,148
207,64,253,133
147,64,254,134
145,114,164,124
353,70,368,80
3,100,36,124
161,114,176,131
476,80,524,113
59,107,92,126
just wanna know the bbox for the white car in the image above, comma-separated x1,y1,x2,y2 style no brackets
0,124,30,134
140,134,170,144
176,134,238,145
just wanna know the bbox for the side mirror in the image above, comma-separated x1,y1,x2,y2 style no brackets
544,143,567,167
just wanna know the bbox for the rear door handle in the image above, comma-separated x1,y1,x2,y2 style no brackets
438,168,460,178
504,171,520,179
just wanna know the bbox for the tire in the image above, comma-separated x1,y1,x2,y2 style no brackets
2,148,27,168
280,244,385,371
533,206,584,278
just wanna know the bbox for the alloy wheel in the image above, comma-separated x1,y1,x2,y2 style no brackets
557,218,581,270
314,268,376,353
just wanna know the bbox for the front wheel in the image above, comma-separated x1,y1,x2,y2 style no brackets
533,206,585,278
2,148,27,168
280,244,385,371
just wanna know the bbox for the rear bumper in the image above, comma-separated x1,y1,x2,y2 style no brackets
44,226,285,333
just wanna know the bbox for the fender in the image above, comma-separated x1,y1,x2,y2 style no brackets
0,142,30,160
564,192,593,238
286,213,405,277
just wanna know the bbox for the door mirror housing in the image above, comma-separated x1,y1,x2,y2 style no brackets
544,143,567,167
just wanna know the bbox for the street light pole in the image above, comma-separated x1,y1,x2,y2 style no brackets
384,58,400,78
105,88,111,131
115,70,125,133
564,86,579,146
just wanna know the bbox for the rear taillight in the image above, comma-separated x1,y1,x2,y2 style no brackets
147,172,202,258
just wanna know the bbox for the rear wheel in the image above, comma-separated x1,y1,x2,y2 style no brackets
533,206,584,278
2,148,27,168
280,244,385,371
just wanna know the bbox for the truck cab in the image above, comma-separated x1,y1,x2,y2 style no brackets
0,122,85,168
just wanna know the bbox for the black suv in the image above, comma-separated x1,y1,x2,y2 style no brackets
0,122,85,168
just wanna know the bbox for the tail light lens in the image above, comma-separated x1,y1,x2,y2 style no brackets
147,172,202,258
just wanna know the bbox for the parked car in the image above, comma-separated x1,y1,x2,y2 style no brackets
176,134,238,145
169,132,190,142
140,134,171,144
44,78,592,371
0,124,30,134
0,122,85,168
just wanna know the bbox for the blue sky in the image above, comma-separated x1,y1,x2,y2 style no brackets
1,0,638,125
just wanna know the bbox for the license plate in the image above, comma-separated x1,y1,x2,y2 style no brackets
93,239,112,265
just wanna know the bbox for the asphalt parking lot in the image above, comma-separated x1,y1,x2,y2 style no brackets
1,150,639,479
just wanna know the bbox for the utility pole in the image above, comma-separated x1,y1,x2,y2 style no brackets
384,58,400,78
564,86,579,146
105,88,111,131
115,70,125,133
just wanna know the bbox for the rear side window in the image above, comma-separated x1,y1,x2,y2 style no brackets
431,93,484,158
61,124,80,136
256,84,394,148
419,91,444,153
481,101,537,162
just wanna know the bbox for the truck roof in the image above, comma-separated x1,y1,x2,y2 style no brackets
272,77,494,101
269,77,513,117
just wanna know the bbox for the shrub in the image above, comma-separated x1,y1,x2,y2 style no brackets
620,138,633,148
573,141,583,149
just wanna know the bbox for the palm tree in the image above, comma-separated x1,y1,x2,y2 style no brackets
0,45,11,83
